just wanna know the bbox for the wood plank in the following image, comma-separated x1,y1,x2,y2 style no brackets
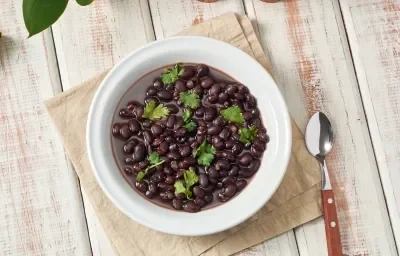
0,0,91,255
338,0,400,250
50,0,154,254
149,0,299,255
243,0,397,255
295,218,328,256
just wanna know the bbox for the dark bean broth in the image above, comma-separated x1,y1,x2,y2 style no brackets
111,63,269,212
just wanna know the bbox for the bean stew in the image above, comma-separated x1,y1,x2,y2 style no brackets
111,63,269,213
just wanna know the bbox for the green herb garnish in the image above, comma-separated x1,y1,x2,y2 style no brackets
180,91,200,109
183,109,192,123
136,152,165,181
183,121,196,132
194,140,216,167
239,126,258,144
142,100,169,120
174,168,199,199
182,109,196,132
161,63,184,84
220,106,245,125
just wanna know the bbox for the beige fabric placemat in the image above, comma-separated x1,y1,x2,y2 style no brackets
44,13,322,256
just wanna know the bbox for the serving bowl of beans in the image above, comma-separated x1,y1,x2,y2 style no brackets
87,36,291,236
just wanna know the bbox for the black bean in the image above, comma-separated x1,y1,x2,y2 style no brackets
208,177,218,185
195,107,205,118
213,116,227,127
251,108,260,117
150,171,164,184
149,183,158,193
143,130,154,144
199,174,209,188
123,140,137,154
194,197,206,207
133,163,141,173
119,108,135,118
169,143,178,152
206,135,212,144
175,127,187,137
217,182,223,189
171,162,179,172
192,85,203,96
222,176,236,185
145,191,155,198
112,123,121,136
165,104,179,114
251,145,263,158
183,201,200,213
243,111,253,121
178,161,190,170
224,184,237,197
153,78,163,89
235,179,247,191
225,139,235,149
126,101,141,111
219,170,228,178
167,115,176,129
164,167,174,175
204,107,217,122
139,160,149,169
238,168,254,178
218,92,229,104
196,64,209,77
207,94,218,104
223,101,232,107
172,199,183,210
228,165,240,176
174,117,184,130
212,136,225,150
209,84,221,95
165,136,174,143
120,124,133,139
207,166,218,178
180,145,191,157
175,192,186,200
215,159,230,170
204,194,213,203
152,137,164,147
165,176,175,185
239,152,253,166
258,133,270,143
165,84,174,92
157,90,173,101
160,192,172,200
186,78,197,89
197,126,207,135
135,181,147,192
167,152,181,160
124,156,134,164
133,144,146,162
142,120,153,129
229,124,238,133
151,124,163,136
249,159,261,172
181,66,194,79
183,156,196,165
245,94,256,107
135,106,145,120
231,133,240,142
146,86,158,96
207,126,221,135
128,119,141,134
124,167,133,176
226,84,238,96
231,142,244,155
218,128,231,141
221,151,235,162
158,182,173,192
237,84,249,94
175,79,187,92
193,186,205,198
144,96,159,105
158,143,169,156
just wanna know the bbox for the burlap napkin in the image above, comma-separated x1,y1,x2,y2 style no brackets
44,13,322,256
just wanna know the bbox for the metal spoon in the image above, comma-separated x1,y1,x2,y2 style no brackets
305,112,342,256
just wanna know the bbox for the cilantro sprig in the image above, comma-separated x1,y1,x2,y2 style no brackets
137,152,165,181
220,106,245,125
142,100,170,120
239,126,258,144
161,63,184,84
174,168,199,199
180,91,200,109
182,109,196,132
194,140,216,167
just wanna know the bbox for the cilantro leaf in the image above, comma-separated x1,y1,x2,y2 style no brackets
143,100,169,120
161,63,184,84
180,91,200,109
148,152,161,165
183,121,196,132
136,153,165,181
174,169,199,199
194,140,216,167
184,168,199,188
183,109,192,123
220,106,245,125
239,126,258,144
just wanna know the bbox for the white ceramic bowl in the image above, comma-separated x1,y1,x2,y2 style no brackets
87,36,291,236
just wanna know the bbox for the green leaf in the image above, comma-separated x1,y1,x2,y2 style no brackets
143,100,169,120
220,106,245,125
161,63,184,84
194,140,216,167
183,121,196,132
239,126,258,144
148,152,161,165
23,0,68,38
180,91,200,109
136,172,145,182
174,181,191,199
184,169,199,188
76,0,94,6
183,109,192,123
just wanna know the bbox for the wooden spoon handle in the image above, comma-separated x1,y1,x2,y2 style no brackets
322,190,343,256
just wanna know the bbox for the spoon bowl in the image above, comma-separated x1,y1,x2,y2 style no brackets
305,112,334,158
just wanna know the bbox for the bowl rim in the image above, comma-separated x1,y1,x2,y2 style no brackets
87,36,292,236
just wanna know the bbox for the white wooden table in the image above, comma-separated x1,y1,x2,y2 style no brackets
1,0,399,255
